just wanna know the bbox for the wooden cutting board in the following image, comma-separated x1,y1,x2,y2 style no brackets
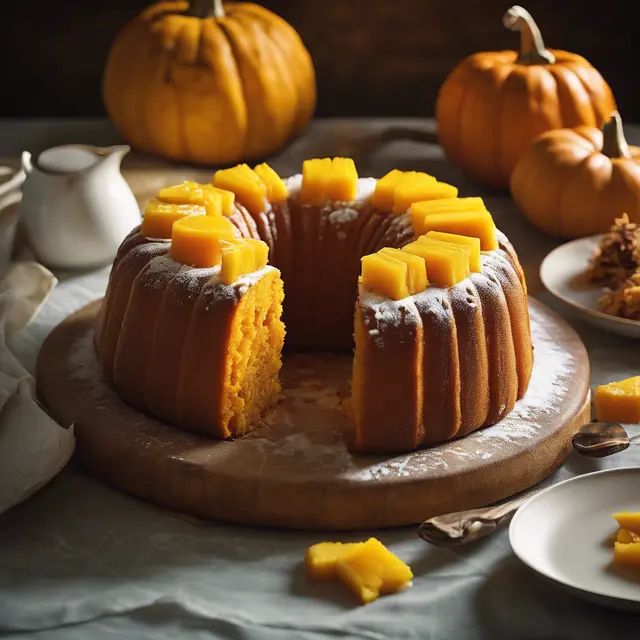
36,297,590,530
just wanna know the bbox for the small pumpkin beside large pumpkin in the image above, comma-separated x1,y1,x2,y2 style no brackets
436,5,617,189
510,112,640,238
103,0,316,166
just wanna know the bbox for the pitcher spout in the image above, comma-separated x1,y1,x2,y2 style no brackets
98,144,130,168
85,144,131,178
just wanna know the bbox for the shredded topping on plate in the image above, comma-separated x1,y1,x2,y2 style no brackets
588,214,640,289
598,272,640,321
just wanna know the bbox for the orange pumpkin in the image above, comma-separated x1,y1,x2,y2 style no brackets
103,0,316,165
511,112,640,238
436,5,616,189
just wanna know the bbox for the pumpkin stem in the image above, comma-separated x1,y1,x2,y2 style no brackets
503,6,555,65
189,0,225,19
601,112,631,159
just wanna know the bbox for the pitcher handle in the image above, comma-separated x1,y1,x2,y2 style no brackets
0,164,26,200
20,151,33,175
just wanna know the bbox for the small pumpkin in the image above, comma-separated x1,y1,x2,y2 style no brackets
511,112,640,238
436,5,617,189
103,0,316,165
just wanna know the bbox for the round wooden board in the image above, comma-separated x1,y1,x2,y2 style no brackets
37,298,590,531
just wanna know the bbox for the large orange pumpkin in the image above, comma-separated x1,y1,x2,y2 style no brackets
436,5,616,189
103,0,316,165
511,112,640,238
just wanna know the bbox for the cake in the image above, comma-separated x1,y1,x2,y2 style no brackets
95,208,285,439
95,159,533,452
351,229,532,452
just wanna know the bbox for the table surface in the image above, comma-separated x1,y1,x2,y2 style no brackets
2,118,640,640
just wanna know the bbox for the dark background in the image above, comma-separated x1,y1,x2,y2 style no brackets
1,0,638,120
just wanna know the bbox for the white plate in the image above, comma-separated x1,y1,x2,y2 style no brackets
540,235,640,339
510,468,640,611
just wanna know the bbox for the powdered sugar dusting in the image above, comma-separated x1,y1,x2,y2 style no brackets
358,286,421,347
251,431,350,466
172,265,221,296
359,285,454,346
284,173,303,194
328,208,360,224
142,255,183,289
236,266,276,294
144,255,178,275
128,242,277,298
355,177,377,202
132,242,167,255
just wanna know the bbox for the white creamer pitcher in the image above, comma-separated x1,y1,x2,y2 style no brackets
20,144,141,270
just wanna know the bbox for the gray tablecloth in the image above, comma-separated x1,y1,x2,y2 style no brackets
1,119,640,639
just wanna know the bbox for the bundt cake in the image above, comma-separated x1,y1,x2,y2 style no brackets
94,158,533,453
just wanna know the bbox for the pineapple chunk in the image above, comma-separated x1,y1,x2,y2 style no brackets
300,157,333,205
219,237,270,284
378,247,428,295
245,237,269,269
594,377,640,423
219,239,250,284
617,528,640,544
327,157,358,202
211,186,236,216
305,538,413,605
254,163,289,203
361,252,409,300
412,182,459,202
158,180,222,216
392,171,437,215
220,240,244,285
614,542,640,568
141,200,206,239
213,164,268,215
613,511,640,535
412,208,498,251
411,197,486,215
425,231,482,273
306,542,364,580
170,215,236,268
373,169,404,210
402,240,467,288
335,538,413,604
417,236,471,283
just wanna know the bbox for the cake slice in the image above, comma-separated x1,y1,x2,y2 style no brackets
351,219,527,452
98,212,285,439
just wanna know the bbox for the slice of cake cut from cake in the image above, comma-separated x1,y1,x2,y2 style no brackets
95,209,285,439
351,202,532,453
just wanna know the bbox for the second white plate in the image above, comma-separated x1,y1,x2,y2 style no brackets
510,468,640,611
540,235,640,339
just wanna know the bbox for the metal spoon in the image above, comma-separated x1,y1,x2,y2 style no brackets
571,421,640,458
419,421,638,546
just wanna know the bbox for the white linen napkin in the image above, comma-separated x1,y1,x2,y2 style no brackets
0,168,75,514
